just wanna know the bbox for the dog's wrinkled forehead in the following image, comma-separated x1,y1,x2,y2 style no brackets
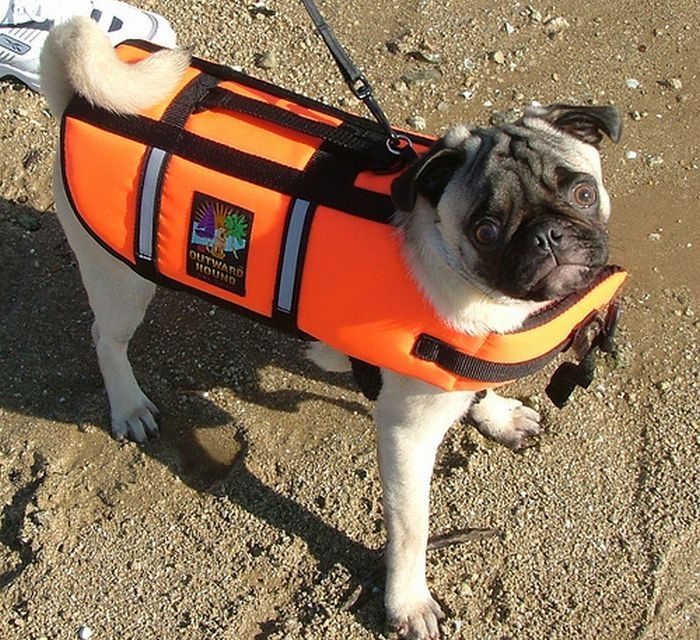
501,122,598,178
392,104,622,217
447,117,602,202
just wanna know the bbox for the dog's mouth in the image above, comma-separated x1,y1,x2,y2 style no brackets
492,218,609,302
526,262,600,300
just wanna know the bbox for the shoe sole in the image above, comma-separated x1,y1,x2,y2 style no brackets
0,62,40,91
0,9,176,92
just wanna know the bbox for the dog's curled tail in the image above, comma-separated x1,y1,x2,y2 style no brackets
40,16,191,116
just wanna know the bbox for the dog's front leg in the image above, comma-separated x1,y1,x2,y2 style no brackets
374,370,474,639
467,389,542,450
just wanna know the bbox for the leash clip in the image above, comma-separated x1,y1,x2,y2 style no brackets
386,133,414,156
351,76,372,101
300,0,416,167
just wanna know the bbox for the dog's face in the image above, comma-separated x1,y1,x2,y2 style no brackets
392,104,622,302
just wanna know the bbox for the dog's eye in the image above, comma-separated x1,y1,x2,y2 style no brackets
473,219,501,245
571,182,598,208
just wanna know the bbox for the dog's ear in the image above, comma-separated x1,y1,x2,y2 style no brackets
391,141,466,211
530,104,623,148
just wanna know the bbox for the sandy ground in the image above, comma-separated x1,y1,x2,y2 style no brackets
0,0,698,638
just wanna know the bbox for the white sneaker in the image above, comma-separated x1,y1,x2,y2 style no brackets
0,0,177,92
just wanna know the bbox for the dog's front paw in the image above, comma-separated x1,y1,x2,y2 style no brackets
111,395,159,443
386,595,445,640
468,391,542,450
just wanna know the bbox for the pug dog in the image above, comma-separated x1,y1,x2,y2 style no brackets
41,17,621,640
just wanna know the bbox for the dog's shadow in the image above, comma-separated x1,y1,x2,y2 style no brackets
0,200,388,634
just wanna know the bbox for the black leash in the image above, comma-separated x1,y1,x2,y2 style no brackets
299,0,416,163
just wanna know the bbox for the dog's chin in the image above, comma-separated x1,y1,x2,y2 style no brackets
524,263,600,301
495,263,601,302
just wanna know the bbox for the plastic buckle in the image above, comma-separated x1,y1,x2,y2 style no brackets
352,77,372,101
546,352,597,409
600,300,621,353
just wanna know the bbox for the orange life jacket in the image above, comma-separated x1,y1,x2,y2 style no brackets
60,41,628,400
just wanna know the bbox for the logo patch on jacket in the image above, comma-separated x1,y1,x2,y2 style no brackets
187,192,253,296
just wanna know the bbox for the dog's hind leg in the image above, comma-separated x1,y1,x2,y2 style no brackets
374,371,474,639
87,269,157,443
54,164,158,443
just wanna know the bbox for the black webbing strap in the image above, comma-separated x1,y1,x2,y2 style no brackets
67,98,397,223
350,357,383,401
197,86,390,159
299,0,416,162
412,294,622,406
134,73,220,273
120,39,434,145
162,73,221,128
413,334,568,384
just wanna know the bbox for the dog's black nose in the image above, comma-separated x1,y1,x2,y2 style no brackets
531,222,563,253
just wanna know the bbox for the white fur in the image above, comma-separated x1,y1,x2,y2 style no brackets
374,372,474,636
53,159,159,442
306,343,352,373
396,200,543,335
40,16,190,116
43,18,604,640
468,389,542,450
521,115,612,221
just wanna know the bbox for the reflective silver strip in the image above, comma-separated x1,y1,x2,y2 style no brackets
276,199,311,313
137,147,168,260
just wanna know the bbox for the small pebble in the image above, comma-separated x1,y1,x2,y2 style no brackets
626,78,641,89
407,50,442,64
528,8,543,22
78,626,93,640
661,77,683,90
401,67,441,86
249,0,275,17
491,50,506,65
624,150,639,160
255,51,278,70
406,114,427,131
504,21,516,34
544,17,570,37
646,155,664,167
